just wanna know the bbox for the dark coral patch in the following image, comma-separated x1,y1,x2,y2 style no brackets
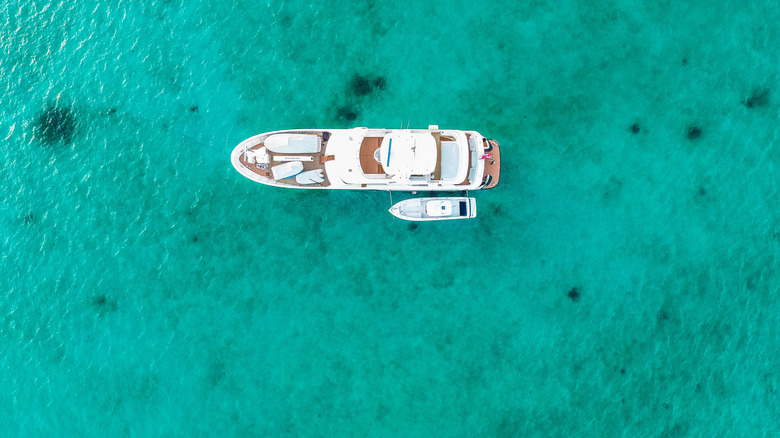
23,213,35,224
697,187,706,196
90,294,118,314
686,126,702,140
742,87,770,109
489,203,504,216
278,14,292,27
629,123,640,134
106,107,117,115
567,287,581,302
36,103,76,145
350,74,373,96
189,105,199,113
336,105,359,121
348,73,387,97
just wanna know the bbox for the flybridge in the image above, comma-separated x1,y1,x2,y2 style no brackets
380,131,437,179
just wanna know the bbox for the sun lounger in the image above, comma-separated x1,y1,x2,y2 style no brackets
271,161,304,180
295,169,325,185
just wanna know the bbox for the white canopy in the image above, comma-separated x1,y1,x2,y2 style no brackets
379,131,436,178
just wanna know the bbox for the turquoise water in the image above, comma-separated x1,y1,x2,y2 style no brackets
2,0,779,435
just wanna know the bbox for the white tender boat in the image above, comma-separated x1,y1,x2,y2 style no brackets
231,125,500,191
389,197,477,221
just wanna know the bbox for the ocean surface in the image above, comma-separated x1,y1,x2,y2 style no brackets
2,0,779,436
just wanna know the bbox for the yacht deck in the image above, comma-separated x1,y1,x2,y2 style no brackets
238,131,332,187
483,139,501,189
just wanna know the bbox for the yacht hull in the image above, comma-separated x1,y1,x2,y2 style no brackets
231,127,501,191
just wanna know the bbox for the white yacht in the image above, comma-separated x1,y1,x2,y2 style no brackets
389,197,477,221
230,125,500,191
